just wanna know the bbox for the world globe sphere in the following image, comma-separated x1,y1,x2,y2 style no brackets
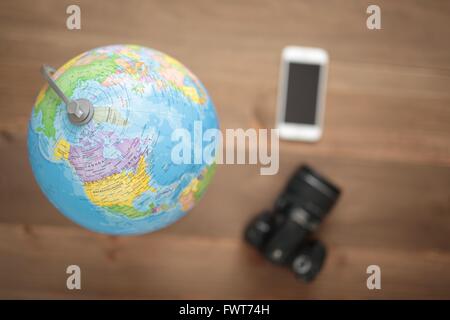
28,44,219,235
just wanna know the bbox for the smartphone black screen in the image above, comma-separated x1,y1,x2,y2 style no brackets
284,63,320,125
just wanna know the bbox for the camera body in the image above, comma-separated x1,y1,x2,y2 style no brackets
245,165,341,282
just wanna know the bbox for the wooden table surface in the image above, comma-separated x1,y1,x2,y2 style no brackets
0,0,449,299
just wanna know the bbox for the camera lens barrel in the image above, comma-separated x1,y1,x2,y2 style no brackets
281,165,341,219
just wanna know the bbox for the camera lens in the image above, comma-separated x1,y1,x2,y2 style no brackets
285,165,341,219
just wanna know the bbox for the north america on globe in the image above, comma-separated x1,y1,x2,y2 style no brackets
28,44,219,235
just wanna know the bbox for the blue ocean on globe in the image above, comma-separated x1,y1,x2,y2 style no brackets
28,44,219,235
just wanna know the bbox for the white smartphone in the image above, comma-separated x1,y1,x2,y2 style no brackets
276,46,329,142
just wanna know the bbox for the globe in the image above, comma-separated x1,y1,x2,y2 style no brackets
28,44,219,235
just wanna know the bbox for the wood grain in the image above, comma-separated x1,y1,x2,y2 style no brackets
0,0,449,299
1,223,449,299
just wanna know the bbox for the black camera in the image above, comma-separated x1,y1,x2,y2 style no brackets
244,165,341,282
